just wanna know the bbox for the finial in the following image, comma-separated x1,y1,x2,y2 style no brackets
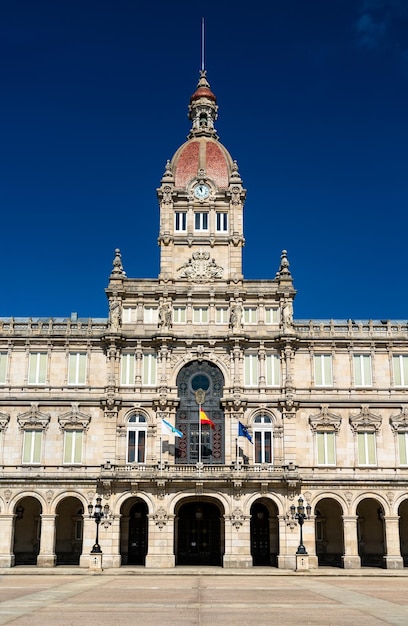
110,248,126,277
277,249,291,277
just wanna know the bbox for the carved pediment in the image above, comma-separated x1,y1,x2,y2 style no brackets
178,249,224,282
309,405,341,433
17,403,50,430
58,403,91,430
349,406,382,433
390,407,408,433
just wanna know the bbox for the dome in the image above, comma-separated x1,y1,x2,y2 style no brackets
172,136,233,190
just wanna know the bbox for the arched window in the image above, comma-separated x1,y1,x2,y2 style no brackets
176,361,225,464
253,414,273,464
127,414,147,463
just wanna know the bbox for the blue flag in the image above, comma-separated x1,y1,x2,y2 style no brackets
238,421,253,443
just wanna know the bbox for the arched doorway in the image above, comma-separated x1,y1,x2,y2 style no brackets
120,499,148,565
357,498,385,567
175,361,225,464
314,498,344,567
176,500,223,566
398,499,408,566
250,500,279,566
13,497,42,565
55,497,83,565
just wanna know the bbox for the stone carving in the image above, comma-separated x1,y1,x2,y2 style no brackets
309,406,342,433
109,298,122,331
153,507,169,529
158,299,172,330
17,404,50,431
230,300,242,330
230,507,245,530
58,404,91,431
178,250,223,282
281,298,293,329
349,406,382,433
110,248,126,277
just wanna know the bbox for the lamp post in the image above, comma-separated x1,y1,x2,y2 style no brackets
88,497,104,554
290,497,312,555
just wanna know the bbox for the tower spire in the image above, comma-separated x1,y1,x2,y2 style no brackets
201,17,205,72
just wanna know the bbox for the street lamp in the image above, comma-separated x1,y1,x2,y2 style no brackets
290,496,312,555
88,496,104,554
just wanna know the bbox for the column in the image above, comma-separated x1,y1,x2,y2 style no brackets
0,514,16,567
223,513,252,568
383,515,403,569
37,514,57,567
145,512,175,568
342,515,361,569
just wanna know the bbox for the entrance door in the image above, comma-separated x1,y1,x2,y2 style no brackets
128,502,148,565
177,502,221,566
250,502,270,565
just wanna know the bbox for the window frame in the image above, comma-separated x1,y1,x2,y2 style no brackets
253,415,273,464
63,429,83,465
265,353,280,387
173,307,186,324
0,352,7,384
357,431,377,466
393,355,408,387
121,353,135,386
126,414,147,464
142,353,157,386
194,212,209,232
243,307,257,324
193,307,209,323
216,212,228,232
353,354,372,387
174,211,187,232
28,352,47,385
314,354,333,387
244,354,259,387
22,429,42,464
68,352,87,386
316,431,336,466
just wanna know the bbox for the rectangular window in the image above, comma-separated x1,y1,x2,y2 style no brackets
63,430,83,464
393,355,408,387
244,354,258,386
194,212,208,231
193,307,208,323
144,307,158,324
314,354,333,386
216,307,229,323
121,353,135,386
265,354,280,387
142,353,157,385
316,432,336,465
173,307,186,324
243,308,257,324
122,307,137,323
68,353,87,385
357,432,376,465
127,430,146,463
254,431,272,464
216,212,228,232
174,212,187,232
0,352,7,384
22,430,42,464
265,308,279,324
398,432,408,465
28,352,47,385
353,354,372,387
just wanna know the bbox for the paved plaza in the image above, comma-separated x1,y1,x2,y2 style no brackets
1,571,408,625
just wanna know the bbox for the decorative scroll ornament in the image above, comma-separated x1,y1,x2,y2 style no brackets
230,507,245,530
309,405,342,433
178,249,223,282
153,507,169,530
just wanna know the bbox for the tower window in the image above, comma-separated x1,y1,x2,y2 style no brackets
216,213,228,232
194,212,208,231
175,212,187,232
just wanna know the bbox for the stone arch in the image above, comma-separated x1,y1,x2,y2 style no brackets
170,354,230,388
175,360,225,464
250,497,280,566
55,495,84,565
356,496,386,567
13,495,43,565
174,495,225,566
397,498,408,567
313,496,345,567
119,497,149,566
244,492,285,517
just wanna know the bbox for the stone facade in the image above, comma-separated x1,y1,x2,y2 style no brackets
0,71,407,570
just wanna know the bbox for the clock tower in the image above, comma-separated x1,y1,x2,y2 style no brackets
157,71,246,284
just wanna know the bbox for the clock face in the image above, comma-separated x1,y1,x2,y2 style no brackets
194,184,210,200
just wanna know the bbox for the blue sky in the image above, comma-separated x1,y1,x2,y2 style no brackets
1,0,407,320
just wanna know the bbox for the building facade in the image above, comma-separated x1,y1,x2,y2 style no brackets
1,71,408,570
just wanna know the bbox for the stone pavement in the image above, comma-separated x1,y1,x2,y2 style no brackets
1,571,408,625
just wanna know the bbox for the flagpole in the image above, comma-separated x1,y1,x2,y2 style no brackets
235,436,238,470
199,403,202,464
160,434,163,474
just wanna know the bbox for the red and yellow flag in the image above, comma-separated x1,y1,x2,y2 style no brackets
200,408,215,429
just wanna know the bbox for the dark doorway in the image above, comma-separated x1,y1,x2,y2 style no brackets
357,498,385,567
55,497,83,565
177,501,222,566
13,497,42,565
128,501,148,565
251,502,271,565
